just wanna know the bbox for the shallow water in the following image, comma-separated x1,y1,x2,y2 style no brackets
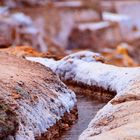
60,94,105,140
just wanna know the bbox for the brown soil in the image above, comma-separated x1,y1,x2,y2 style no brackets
65,81,116,103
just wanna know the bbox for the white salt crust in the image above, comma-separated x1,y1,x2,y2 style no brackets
27,51,140,101
27,51,140,140
14,85,76,140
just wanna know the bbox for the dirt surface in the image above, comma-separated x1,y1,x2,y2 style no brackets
65,81,116,103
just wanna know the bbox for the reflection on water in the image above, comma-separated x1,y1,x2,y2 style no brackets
60,94,105,140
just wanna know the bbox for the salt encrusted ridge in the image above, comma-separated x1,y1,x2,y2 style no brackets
15,82,76,140
14,83,76,140
0,54,76,140
27,51,140,140
26,51,140,102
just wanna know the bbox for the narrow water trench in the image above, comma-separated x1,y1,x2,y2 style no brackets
59,94,106,140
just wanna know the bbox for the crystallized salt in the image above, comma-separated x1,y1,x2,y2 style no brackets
27,51,140,100
27,51,140,140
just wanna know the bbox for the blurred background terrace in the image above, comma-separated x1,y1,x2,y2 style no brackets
0,0,140,65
